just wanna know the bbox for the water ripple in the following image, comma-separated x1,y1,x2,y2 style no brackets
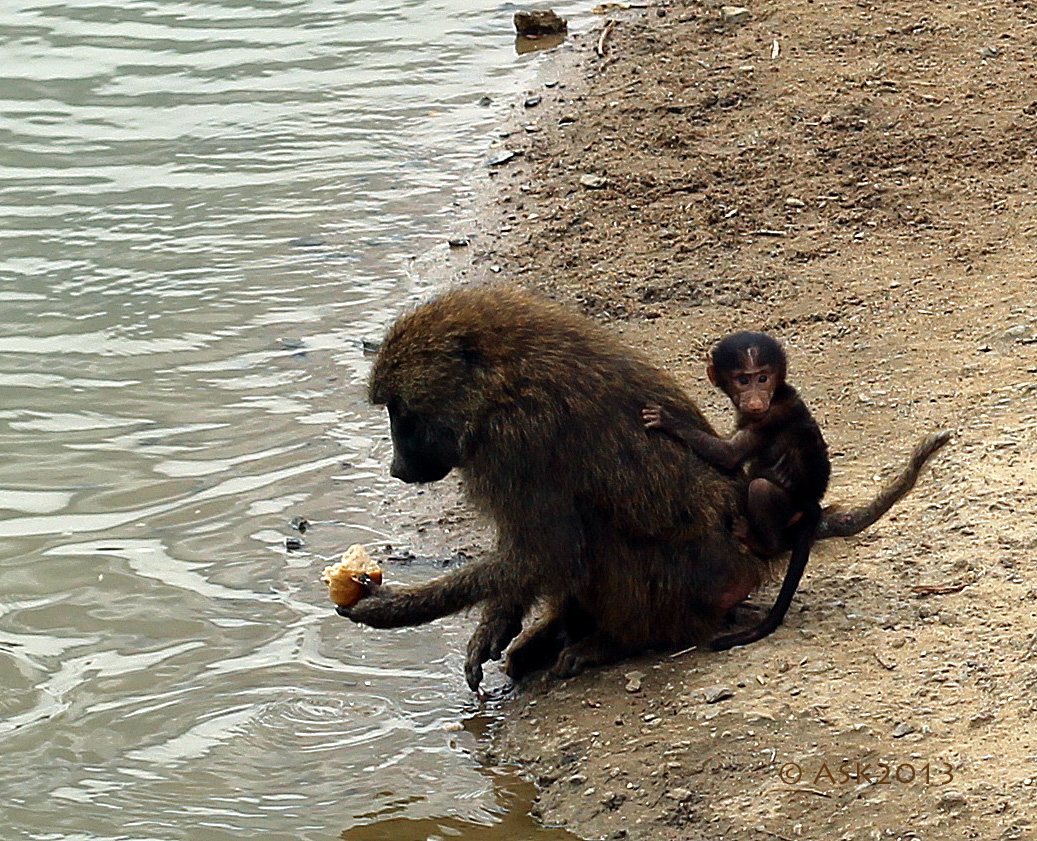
0,0,588,837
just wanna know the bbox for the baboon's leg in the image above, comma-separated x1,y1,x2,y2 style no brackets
505,611,567,682
711,505,820,650
342,507,585,689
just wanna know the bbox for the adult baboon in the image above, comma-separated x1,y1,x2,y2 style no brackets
339,285,949,690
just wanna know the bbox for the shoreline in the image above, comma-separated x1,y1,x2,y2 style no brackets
426,0,1037,838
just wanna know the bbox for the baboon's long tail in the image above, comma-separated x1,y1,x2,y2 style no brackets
815,430,952,540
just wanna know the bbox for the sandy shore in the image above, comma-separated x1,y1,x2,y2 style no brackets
403,1,1037,838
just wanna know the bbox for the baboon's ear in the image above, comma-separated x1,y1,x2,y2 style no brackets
453,333,485,370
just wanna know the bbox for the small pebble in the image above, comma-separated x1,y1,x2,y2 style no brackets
580,173,608,189
705,686,734,704
489,150,519,167
938,790,968,812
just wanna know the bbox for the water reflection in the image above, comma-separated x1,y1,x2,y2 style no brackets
516,33,569,55
344,771,577,841
0,0,586,837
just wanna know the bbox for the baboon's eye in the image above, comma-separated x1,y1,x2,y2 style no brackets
391,407,418,437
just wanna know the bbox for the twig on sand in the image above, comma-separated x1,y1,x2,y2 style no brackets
597,20,617,57
787,788,833,799
911,583,967,596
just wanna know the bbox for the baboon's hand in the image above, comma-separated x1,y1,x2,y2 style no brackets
465,608,524,691
642,403,665,430
551,647,590,679
335,575,398,626
551,635,609,679
464,655,484,692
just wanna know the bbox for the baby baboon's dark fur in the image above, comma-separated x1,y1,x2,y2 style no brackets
342,285,949,690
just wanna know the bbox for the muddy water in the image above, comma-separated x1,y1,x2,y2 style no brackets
0,1,582,838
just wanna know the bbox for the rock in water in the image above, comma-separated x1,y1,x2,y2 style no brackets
514,10,568,36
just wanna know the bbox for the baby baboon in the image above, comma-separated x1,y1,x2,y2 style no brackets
643,331,830,650
339,285,950,690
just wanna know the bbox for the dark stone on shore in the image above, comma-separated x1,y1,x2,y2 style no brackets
514,9,568,36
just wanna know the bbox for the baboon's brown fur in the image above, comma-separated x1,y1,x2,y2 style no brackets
344,284,950,688
351,285,762,685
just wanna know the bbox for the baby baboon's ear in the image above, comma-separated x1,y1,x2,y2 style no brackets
706,361,719,387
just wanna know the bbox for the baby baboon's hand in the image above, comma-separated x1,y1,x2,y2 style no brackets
642,402,666,430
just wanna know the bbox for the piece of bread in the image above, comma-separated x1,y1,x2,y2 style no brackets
321,544,383,608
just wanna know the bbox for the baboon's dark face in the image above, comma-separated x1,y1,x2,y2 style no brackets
387,400,461,484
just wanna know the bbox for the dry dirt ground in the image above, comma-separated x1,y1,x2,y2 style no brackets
389,0,1037,838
